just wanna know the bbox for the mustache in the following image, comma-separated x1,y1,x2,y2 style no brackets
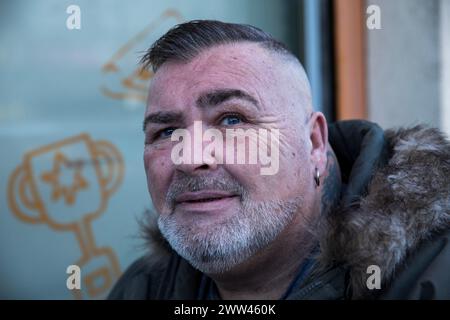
166,172,246,207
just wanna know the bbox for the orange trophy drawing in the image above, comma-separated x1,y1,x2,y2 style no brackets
8,133,124,299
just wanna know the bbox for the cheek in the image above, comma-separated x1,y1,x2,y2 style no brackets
143,147,173,206
222,131,311,200
268,140,311,198
224,163,261,187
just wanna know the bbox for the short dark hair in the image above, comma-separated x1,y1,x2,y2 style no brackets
141,20,295,72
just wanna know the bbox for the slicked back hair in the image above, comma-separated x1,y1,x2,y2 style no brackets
141,20,298,72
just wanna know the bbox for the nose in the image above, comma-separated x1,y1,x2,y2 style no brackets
176,154,218,174
174,121,219,174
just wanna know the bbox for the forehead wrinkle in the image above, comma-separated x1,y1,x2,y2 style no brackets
187,42,273,79
148,42,312,124
196,88,260,110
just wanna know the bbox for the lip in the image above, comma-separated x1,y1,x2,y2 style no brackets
175,190,237,203
175,190,239,212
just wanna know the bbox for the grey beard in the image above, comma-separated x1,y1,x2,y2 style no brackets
157,196,303,274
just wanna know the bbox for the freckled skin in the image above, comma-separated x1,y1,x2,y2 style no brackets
143,42,339,299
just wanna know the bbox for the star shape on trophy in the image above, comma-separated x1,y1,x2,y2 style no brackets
41,152,89,205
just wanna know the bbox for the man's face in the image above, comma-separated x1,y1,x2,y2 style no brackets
143,42,317,274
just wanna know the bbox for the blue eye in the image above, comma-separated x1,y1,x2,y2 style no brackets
220,115,242,126
158,127,176,139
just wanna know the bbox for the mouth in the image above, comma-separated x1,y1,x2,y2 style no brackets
174,191,239,211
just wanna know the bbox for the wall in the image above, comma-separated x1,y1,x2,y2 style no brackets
441,0,450,136
366,0,442,130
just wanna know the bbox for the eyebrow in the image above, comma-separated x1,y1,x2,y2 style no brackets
143,89,259,132
142,111,184,132
197,89,259,109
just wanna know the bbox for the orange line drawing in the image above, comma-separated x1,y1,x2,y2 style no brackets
41,152,89,205
100,9,183,104
8,133,124,299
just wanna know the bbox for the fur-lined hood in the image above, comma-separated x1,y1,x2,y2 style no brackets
322,123,450,298
142,121,450,299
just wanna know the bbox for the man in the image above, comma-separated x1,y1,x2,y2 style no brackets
108,20,450,300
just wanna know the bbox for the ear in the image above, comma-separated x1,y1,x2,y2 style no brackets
309,112,328,174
